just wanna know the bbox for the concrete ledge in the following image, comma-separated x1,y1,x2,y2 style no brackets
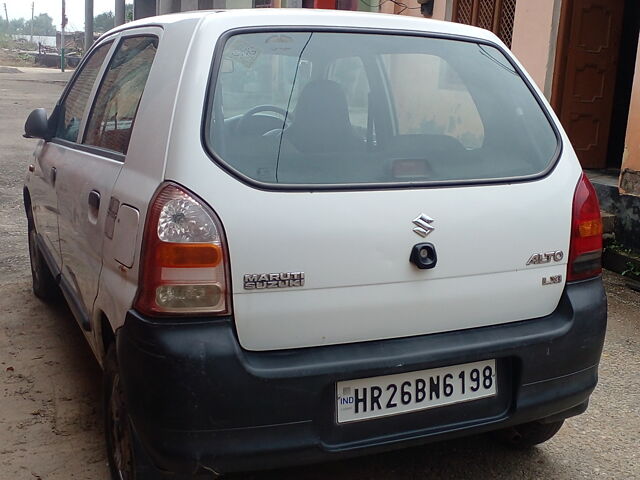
601,211,615,234
592,181,640,251
620,169,640,195
34,53,81,68
603,248,640,292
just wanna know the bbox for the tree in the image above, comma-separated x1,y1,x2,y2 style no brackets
94,5,134,33
7,18,25,34
94,11,115,33
24,13,55,36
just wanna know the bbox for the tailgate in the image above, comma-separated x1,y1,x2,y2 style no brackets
226,173,575,351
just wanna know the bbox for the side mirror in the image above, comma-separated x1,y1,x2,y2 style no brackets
24,108,52,141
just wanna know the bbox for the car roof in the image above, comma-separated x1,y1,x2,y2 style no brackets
107,8,501,45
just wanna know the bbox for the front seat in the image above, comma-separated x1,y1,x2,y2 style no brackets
283,79,361,153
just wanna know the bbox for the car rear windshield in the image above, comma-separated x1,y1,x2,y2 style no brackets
204,32,558,187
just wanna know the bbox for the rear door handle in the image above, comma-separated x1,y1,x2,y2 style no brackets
50,167,56,186
88,190,101,224
88,190,101,211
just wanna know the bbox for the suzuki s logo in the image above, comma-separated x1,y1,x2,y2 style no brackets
412,213,435,237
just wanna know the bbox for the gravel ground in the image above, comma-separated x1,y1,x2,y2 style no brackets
1,67,639,480
0,67,72,285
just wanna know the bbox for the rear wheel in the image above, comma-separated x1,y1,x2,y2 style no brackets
27,218,59,302
104,345,155,480
493,420,565,448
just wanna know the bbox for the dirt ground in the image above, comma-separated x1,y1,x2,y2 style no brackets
1,67,639,480
0,48,39,69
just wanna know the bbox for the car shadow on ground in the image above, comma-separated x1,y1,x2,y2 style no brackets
233,436,558,480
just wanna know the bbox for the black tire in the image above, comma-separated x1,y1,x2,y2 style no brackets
492,419,565,448
104,345,156,480
27,218,60,302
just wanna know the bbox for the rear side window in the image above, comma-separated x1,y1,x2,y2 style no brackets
55,42,112,142
206,32,558,187
84,36,158,155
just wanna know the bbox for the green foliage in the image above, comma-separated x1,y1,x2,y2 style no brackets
604,241,620,253
0,31,33,52
622,261,640,279
26,13,56,36
0,13,55,36
9,17,25,33
0,31,11,48
604,241,635,255
94,5,134,33
94,11,115,33
0,19,12,35
605,241,640,278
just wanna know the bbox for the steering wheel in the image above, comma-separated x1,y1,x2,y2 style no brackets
236,105,291,135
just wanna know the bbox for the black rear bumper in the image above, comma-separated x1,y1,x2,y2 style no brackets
117,277,607,475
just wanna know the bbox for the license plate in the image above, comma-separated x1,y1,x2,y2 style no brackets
336,360,497,423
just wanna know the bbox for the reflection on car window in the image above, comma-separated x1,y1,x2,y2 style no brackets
328,56,370,140
55,42,112,142
208,32,557,186
381,53,484,149
84,36,158,155
218,34,311,120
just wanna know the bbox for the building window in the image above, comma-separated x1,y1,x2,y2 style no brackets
452,0,517,48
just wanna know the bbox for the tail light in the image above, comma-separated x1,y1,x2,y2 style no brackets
134,184,230,316
567,174,603,282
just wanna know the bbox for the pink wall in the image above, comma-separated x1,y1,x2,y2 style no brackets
399,0,562,94
382,0,562,100
510,0,560,98
620,37,640,195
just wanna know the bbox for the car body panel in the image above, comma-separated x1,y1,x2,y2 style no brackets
28,140,63,267
94,22,197,351
56,146,124,319
163,10,582,351
24,10,586,352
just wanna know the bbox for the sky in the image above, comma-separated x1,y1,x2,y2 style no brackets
4,0,133,32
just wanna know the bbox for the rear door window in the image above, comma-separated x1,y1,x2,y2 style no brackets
55,42,112,142
206,32,558,187
84,36,158,155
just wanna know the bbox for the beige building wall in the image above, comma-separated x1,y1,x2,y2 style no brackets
382,0,561,100
510,0,561,98
620,39,640,196
432,0,451,21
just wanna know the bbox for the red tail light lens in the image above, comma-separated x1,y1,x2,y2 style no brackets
134,184,230,316
567,174,603,282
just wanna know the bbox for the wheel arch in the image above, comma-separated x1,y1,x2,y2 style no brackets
23,186,33,219
97,310,117,367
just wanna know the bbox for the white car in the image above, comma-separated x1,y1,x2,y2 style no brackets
23,9,607,479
